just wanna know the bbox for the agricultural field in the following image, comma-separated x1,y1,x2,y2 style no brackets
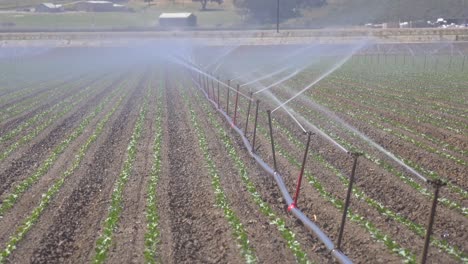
0,43,466,264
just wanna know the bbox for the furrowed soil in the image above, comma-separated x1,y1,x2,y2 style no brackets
1,51,466,264
157,77,242,263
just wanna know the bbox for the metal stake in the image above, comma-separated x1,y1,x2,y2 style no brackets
244,92,253,136
251,100,260,152
226,79,230,116
289,131,313,211
205,75,209,96
233,84,240,126
421,179,446,264
267,110,278,172
211,75,215,100
217,76,220,109
337,152,361,250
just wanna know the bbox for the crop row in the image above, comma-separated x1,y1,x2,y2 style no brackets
208,74,465,262
0,74,119,163
0,74,77,109
190,81,312,264
270,119,467,262
312,92,466,158
0,75,115,145
228,95,416,263
289,101,467,216
144,78,165,264
327,71,466,115
0,82,124,217
325,78,466,134
0,78,79,123
93,82,149,263
182,83,257,263
311,92,466,171
0,85,126,263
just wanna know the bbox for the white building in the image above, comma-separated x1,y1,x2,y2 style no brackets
76,1,114,12
35,3,64,13
159,13,197,27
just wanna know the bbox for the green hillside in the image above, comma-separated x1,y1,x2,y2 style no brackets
0,0,466,29
302,0,468,25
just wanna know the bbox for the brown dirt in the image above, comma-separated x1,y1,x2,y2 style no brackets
0,58,465,264
186,82,301,263
209,76,467,263
0,73,103,134
5,73,145,264
156,75,242,263
105,78,157,264
0,75,123,197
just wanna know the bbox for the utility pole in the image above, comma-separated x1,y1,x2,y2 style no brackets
276,0,280,33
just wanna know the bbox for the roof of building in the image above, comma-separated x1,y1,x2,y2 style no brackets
40,3,62,8
159,13,194,19
86,1,113,4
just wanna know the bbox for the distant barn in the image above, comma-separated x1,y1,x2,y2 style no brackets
76,1,114,12
35,3,64,13
159,13,197,27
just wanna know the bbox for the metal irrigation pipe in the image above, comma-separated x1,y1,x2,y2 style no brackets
233,84,240,126
267,110,278,172
421,179,446,264
289,131,313,212
252,99,260,153
211,74,215,100
217,76,220,109
195,82,352,264
244,92,253,136
226,79,230,116
337,152,361,250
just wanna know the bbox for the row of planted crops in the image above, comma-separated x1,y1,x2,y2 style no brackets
0,49,466,264
0,59,168,263
186,50,467,263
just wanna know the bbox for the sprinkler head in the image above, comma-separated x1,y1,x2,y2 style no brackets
350,151,363,158
428,179,447,187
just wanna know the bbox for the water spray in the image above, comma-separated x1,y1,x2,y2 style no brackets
191,75,352,264
271,46,361,114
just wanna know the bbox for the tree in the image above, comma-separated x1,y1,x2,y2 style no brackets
234,0,326,23
192,0,224,11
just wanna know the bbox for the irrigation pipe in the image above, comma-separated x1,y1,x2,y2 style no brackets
191,76,353,264
173,56,253,101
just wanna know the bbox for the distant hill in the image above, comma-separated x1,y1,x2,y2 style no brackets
299,0,468,26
